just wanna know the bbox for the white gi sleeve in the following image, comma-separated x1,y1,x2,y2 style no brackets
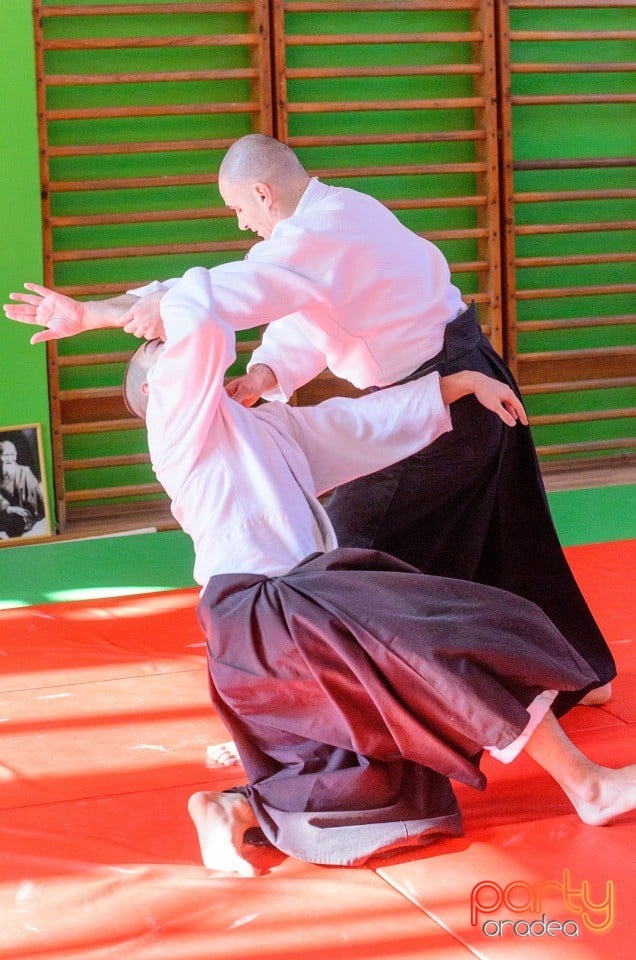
144,268,235,493
248,313,328,402
131,259,331,331
284,373,452,496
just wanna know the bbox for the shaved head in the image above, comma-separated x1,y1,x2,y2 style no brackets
218,135,310,238
123,338,164,421
219,134,307,186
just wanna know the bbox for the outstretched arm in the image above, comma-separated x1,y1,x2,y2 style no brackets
287,369,527,497
4,283,165,343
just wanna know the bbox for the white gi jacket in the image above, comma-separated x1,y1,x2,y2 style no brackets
147,268,453,586
132,177,465,402
248,178,465,399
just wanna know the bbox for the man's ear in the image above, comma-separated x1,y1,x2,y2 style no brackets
253,181,273,207
141,381,149,396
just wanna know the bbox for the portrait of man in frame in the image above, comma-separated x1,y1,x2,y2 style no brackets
0,424,51,542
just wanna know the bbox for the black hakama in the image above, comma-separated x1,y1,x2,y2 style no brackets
325,305,616,713
197,548,598,866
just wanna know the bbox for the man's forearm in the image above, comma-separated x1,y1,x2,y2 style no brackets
440,370,527,427
439,371,480,406
82,294,140,329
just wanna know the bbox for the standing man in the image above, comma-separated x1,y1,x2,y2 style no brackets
4,134,615,709
218,134,616,712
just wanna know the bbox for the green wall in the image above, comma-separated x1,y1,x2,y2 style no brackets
0,485,633,610
0,0,54,520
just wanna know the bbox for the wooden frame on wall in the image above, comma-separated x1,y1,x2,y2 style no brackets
0,423,52,544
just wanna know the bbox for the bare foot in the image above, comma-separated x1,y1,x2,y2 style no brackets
579,682,612,707
188,791,263,876
206,740,242,767
567,763,636,827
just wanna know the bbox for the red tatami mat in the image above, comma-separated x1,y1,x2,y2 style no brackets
1,541,634,959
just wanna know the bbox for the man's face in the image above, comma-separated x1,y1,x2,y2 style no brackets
219,176,278,240
0,443,17,476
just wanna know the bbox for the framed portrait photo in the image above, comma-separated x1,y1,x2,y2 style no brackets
0,423,52,543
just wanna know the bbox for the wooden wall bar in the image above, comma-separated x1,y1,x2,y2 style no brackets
33,0,272,526
273,0,503,360
496,0,635,470
31,0,634,531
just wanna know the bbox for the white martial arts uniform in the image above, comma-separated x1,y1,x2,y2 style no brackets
132,177,465,400
146,267,452,587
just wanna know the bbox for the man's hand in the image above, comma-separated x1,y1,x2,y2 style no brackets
4,283,89,344
225,364,278,407
440,371,528,428
4,284,148,343
121,289,166,340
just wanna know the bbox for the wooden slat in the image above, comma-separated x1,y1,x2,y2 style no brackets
60,419,143,436
284,32,483,45
46,69,259,85
511,61,636,72
57,352,131,367
65,483,164,502
64,453,150,471
287,64,484,77
43,35,260,51
530,407,635,425
516,283,636,299
517,313,635,331
288,130,487,146
283,1,481,9
515,159,635,171
41,3,253,15
288,98,486,113
515,252,636,268
387,195,489,209
535,437,635,456
515,220,636,234
522,376,635,395
512,93,636,105
50,207,230,225
48,141,236,157
510,30,636,40
512,0,635,7
514,189,636,202
46,102,260,120
52,240,252,261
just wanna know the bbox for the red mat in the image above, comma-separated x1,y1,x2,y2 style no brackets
1,541,634,959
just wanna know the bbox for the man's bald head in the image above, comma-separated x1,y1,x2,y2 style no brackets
123,338,164,421
218,135,310,239
219,134,307,186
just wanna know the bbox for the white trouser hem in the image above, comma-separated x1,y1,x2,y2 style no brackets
486,690,558,764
